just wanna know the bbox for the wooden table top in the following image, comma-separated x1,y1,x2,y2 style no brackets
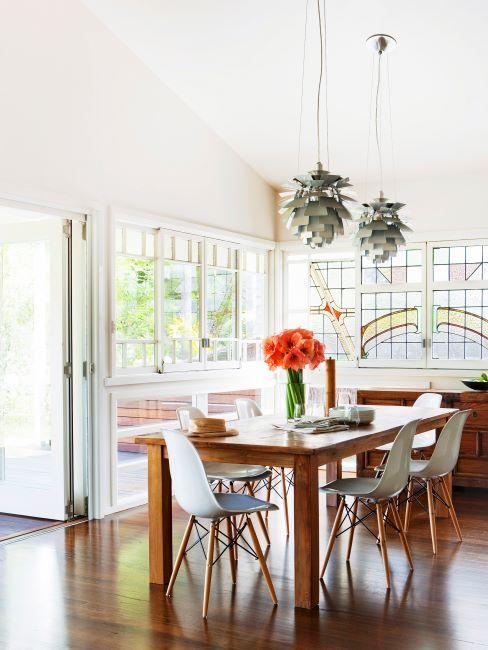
135,405,456,459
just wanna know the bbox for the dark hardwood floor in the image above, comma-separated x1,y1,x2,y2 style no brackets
0,513,59,541
0,488,487,649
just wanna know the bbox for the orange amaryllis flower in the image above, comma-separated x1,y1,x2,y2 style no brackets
262,328,325,372
283,347,307,371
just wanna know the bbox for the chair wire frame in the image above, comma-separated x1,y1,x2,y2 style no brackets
184,516,258,563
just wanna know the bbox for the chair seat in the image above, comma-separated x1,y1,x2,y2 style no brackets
214,492,279,515
320,477,381,498
203,462,271,483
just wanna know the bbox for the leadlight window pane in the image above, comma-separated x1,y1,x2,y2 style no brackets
361,291,422,360
361,249,422,284
432,289,488,360
433,245,488,281
310,259,356,362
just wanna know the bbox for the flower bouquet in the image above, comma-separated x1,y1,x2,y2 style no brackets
263,328,325,419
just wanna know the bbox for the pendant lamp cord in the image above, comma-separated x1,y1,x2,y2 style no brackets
322,0,329,168
316,0,324,164
375,50,383,193
296,0,309,174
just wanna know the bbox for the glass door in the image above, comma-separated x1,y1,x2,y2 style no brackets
0,216,71,520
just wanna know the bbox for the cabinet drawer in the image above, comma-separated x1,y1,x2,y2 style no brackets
456,457,488,477
460,403,488,428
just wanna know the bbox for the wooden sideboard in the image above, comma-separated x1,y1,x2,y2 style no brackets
356,388,488,489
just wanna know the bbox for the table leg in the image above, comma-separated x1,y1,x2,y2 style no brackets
324,461,342,507
293,454,319,609
148,445,173,584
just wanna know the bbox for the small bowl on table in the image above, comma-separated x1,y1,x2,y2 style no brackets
461,380,488,391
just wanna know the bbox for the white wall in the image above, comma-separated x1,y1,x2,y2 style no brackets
0,0,276,239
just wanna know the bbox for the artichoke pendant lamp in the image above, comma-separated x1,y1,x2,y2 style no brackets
280,0,355,249
355,34,411,263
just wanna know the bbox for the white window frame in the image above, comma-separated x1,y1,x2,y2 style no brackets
111,222,159,375
204,237,240,370
109,213,272,378
239,245,268,365
161,228,205,372
357,243,427,369
427,238,488,369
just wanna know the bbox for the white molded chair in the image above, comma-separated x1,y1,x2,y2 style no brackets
235,398,263,419
403,410,471,554
320,419,420,589
164,430,278,618
176,406,272,545
377,393,443,454
235,398,292,536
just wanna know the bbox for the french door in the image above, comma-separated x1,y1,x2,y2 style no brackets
0,216,79,520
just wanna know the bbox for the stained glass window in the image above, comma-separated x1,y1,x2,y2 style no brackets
361,291,423,360
361,249,422,284
432,289,488,360
309,259,356,361
433,245,488,282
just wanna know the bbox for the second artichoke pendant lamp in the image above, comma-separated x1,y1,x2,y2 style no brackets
280,0,355,249
355,34,411,264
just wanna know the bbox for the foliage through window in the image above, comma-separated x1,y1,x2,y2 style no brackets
115,226,156,369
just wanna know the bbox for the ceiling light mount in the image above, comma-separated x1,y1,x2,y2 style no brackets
366,33,397,55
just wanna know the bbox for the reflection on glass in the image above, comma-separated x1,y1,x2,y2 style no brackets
163,261,200,364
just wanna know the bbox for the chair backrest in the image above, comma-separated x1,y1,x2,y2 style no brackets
411,393,443,447
370,419,420,499
413,393,443,409
176,406,205,430
235,398,263,419
419,410,471,478
163,430,223,519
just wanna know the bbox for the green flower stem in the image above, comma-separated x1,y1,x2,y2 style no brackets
286,369,305,418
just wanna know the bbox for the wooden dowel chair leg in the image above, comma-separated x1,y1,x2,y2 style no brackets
226,517,237,584
230,483,238,559
439,475,463,541
202,522,217,619
247,483,271,546
404,478,413,532
265,473,272,524
346,498,359,562
426,480,438,555
281,468,290,537
376,503,391,589
390,500,414,570
166,515,195,597
246,515,278,605
320,497,345,579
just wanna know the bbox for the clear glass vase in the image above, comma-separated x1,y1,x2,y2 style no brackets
286,369,306,419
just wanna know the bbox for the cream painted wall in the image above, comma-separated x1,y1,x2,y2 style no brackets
0,0,275,239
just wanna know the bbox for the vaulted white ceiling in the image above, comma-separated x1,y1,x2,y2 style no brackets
82,0,488,210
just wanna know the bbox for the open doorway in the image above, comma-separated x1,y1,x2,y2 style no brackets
0,205,88,539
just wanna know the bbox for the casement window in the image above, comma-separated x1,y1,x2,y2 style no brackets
112,222,270,376
358,246,426,367
114,225,157,373
427,241,488,368
240,248,267,362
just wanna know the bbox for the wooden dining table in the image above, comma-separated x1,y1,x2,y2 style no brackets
135,405,456,610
